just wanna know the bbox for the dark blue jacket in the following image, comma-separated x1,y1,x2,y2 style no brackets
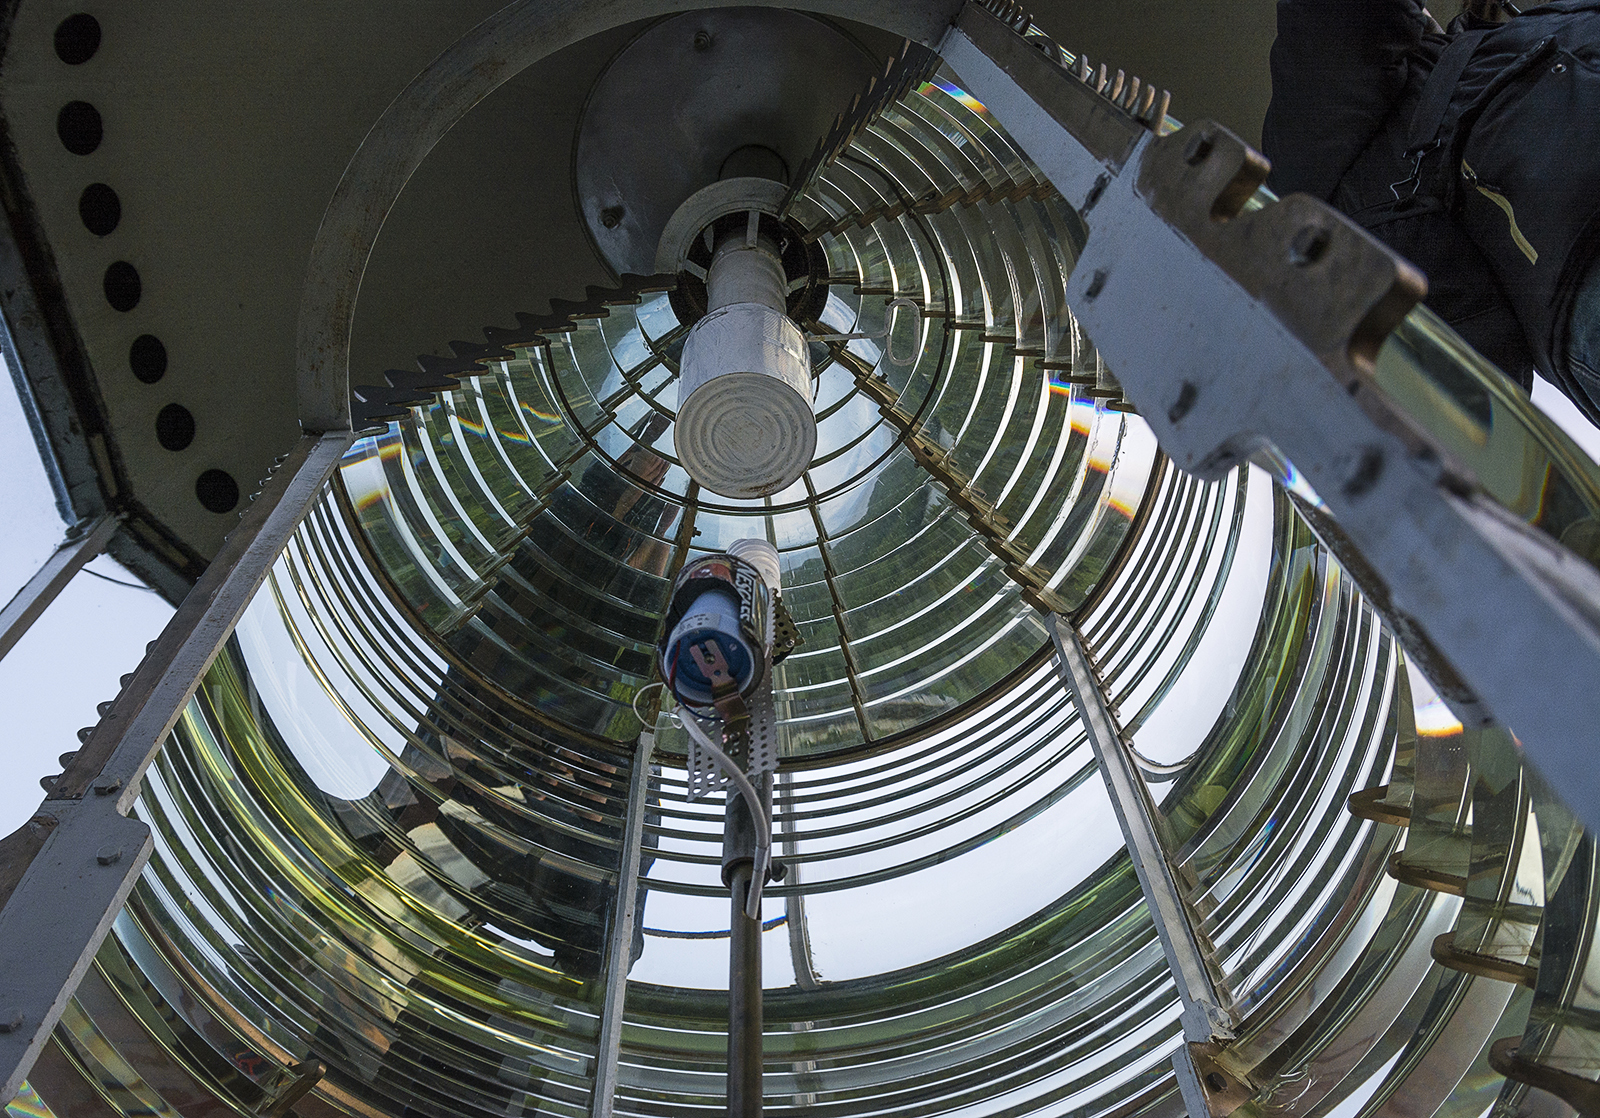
1263,0,1600,415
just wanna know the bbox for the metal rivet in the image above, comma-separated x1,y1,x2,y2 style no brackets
1183,130,1215,165
1553,62,1567,73
97,844,122,866
0,1010,23,1033
1205,1072,1228,1092
94,777,123,797
1084,269,1108,300
692,29,713,51
1289,225,1332,267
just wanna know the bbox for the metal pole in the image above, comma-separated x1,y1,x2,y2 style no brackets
1047,615,1246,1116
590,732,655,1118
0,431,353,1106
723,774,772,1118
0,513,118,663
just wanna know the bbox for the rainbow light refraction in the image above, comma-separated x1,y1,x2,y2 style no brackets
343,433,404,514
5,1083,55,1118
921,77,989,116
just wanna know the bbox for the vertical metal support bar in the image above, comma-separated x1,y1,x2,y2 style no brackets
724,774,772,1118
0,432,353,1106
590,732,655,1118
0,512,118,662
1047,615,1244,1116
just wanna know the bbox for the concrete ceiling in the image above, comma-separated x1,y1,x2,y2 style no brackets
0,0,1348,600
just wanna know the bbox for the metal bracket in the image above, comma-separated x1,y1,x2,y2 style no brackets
1489,1037,1600,1117
1177,1041,1256,1118
1388,852,1469,897
1430,932,1539,988
684,641,776,801
1347,785,1412,827
256,1059,325,1118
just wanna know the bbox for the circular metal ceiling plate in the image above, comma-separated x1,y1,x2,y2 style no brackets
573,8,879,277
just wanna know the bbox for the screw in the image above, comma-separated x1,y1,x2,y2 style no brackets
1083,269,1108,300
97,844,122,866
1289,225,1332,266
693,29,713,51
599,205,625,230
0,1010,23,1033
1184,129,1216,165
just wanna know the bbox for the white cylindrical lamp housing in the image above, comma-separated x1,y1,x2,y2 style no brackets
676,234,814,499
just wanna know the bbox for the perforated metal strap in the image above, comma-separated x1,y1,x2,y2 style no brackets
685,641,778,801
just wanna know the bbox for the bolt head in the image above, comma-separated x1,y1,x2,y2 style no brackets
93,777,123,796
97,845,122,866
1289,225,1332,267
0,1010,23,1033
1183,130,1216,165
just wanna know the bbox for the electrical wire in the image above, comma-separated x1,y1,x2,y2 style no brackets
82,567,160,593
631,681,667,726
678,710,773,921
